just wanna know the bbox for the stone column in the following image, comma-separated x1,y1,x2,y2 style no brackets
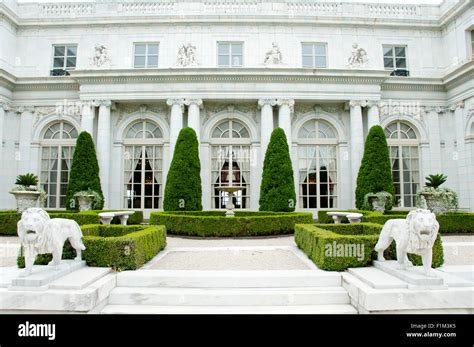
349,100,366,207
367,101,380,130
276,99,294,148
96,100,112,208
18,107,35,174
451,101,467,208
185,98,203,142
167,98,185,157
0,102,9,161
425,106,443,174
258,99,276,155
80,101,95,135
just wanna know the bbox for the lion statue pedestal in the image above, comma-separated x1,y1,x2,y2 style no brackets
374,209,439,278
17,208,86,277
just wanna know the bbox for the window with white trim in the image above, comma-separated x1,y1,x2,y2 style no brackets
134,43,159,68
217,42,243,67
383,45,407,70
40,121,78,208
471,31,474,58
297,119,338,208
302,43,327,68
385,121,421,208
52,45,77,72
123,120,163,209
211,119,251,209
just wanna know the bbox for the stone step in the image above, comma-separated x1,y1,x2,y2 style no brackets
108,286,350,306
49,267,111,290
116,270,342,288
101,304,357,314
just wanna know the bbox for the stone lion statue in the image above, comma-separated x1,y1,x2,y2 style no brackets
17,208,86,277
374,209,439,276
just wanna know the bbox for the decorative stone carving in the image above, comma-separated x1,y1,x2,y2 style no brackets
202,103,257,124
18,208,86,277
0,102,10,111
374,209,439,276
9,191,41,213
349,100,367,108
448,100,464,111
258,99,277,108
347,43,368,68
263,42,283,66
95,100,112,108
185,99,203,108
90,44,111,68
176,43,199,67
276,99,295,112
166,98,185,109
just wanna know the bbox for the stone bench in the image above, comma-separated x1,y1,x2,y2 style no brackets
326,212,363,224
98,211,135,225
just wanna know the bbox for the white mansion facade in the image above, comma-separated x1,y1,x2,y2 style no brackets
0,0,473,216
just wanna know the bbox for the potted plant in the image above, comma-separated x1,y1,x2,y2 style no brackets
9,173,47,212
73,189,103,211
363,191,394,213
417,174,458,214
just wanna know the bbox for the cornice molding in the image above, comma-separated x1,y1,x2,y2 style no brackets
69,68,391,86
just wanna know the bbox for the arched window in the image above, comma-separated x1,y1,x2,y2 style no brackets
385,121,420,207
123,120,163,209
40,121,78,208
297,119,338,209
211,119,251,209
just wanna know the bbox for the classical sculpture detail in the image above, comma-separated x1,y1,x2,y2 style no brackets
176,43,198,67
348,43,368,68
264,42,283,66
374,209,439,276
18,208,86,277
91,44,110,68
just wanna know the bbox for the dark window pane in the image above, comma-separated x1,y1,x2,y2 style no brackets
383,47,393,57
384,58,394,68
54,46,65,57
66,57,76,68
67,46,77,56
53,57,64,68
396,58,406,69
395,47,406,57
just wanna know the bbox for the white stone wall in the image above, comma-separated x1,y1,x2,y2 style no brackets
0,0,473,214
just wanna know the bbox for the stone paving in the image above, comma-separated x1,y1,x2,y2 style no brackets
0,234,473,268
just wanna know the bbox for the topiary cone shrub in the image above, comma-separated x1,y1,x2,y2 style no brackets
259,128,296,212
164,127,202,211
65,131,104,210
355,125,395,210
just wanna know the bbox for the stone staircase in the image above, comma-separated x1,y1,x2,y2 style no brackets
100,269,357,314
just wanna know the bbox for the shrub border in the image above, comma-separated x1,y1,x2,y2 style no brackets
18,224,166,270
295,222,444,271
150,211,314,237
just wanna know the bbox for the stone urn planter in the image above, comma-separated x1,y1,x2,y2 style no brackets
74,194,95,211
363,191,394,214
366,194,386,213
419,192,447,215
9,190,41,213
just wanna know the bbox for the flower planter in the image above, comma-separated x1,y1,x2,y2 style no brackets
420,192,447,214
9,190,41,213
366,194,386,213
75,195,95,211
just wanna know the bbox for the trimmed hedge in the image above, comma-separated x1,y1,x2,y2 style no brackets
0,210,143,236
164,127,202,211
259,128,296,212
150,211,314,237
355,125,395,209
295,222,444,271
18,224,166,270
317,209,474,234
